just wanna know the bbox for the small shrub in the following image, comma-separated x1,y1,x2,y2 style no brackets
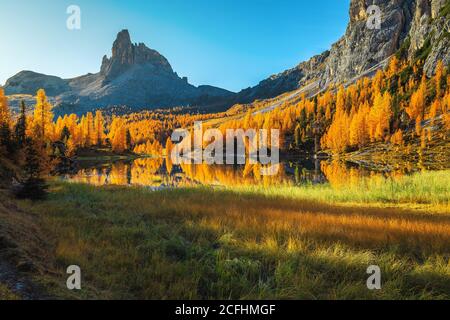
15,177,48,200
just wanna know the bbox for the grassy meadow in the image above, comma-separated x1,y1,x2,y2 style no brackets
15,170,450,300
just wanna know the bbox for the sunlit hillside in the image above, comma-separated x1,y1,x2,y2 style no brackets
1,0,450,303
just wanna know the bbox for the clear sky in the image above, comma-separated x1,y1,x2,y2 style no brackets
0,0,350,92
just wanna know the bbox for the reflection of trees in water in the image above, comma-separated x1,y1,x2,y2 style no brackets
69,163,132,186
67,158,291,187
290,159,327,185
131,158,165,186
320,160,408,188
109,162,131,185
65,167,110,186
65,158,410,188
179,162,290,186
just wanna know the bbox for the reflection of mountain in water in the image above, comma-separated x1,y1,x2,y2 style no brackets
60,158,416,188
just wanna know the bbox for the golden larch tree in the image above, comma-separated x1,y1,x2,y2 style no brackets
94,110,105,145
33,89,54,141
0,88,10,126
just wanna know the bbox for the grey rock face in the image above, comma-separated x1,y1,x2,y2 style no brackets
4,71,70,96
408,0,432,57
422,15,450,76
4,30,233,114
431,0,447,18
408,0,450,76
100,30,173,81
327,0,413,83
237,0,449,102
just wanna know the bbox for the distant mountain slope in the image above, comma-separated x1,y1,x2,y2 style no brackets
235,0,450,103
4,30,234,114
4,0,449,114
5,71,70,97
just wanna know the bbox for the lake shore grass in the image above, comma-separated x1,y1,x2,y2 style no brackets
233,170,450,213
14,170,449,299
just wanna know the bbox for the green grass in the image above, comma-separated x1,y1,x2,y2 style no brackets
17,170,450,300
235,170,450,209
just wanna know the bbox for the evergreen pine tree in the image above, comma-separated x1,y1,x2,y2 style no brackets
0,88,13,153
60,125,71,142
126,129,132,151
15,139,48,200
14,100,27,148
0,122,12,152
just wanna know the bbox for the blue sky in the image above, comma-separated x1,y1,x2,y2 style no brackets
0,0,350,92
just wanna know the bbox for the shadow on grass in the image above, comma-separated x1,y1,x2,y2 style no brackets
23,182,450,299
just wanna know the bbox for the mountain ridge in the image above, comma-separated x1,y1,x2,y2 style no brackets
4,30,234,114
235,0,450,103
3,0,450,114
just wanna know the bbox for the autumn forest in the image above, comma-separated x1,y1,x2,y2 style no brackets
1,0,450,303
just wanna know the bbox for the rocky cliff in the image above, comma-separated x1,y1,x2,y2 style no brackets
236,0,450,102
409,0,450,76
4,30,233,114
99,30,173,81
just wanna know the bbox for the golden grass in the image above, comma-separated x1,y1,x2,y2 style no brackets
17,171,450,299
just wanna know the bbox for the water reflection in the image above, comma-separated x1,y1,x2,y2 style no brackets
60,157,424,189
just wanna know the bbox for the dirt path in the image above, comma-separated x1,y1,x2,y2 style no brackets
0,259,46,300
0,189,51,300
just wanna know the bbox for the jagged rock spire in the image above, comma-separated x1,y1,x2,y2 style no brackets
100,29,173,79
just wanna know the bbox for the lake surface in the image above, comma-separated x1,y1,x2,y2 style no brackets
58,156,428,188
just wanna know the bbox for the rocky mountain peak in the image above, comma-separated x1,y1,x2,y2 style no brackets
111,29,133,63
349,0,369,22
4,29,233,113
236,0,449,103
100,29,173,80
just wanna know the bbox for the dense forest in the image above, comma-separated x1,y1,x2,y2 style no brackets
1,19,450,303
0,55,449,199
